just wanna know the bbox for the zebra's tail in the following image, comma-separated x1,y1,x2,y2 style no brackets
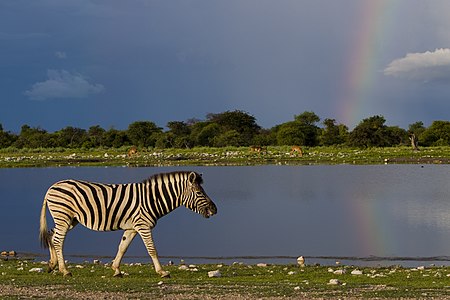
39,196,51,249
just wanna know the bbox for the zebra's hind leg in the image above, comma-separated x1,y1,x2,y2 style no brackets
47,230,58,273
112,230,137,277
137,227,170,278
52,223,72,276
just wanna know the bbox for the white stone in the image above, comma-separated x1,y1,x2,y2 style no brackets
333,269,346,275
178,265,189,270
288,271,296,275
29,268,44,273
328,279,341,285
208,270,221,278
256,263,268,267
351,269,363,275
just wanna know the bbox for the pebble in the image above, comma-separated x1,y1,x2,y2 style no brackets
208,270,221,278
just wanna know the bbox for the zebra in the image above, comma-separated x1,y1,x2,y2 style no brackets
39,171,217,277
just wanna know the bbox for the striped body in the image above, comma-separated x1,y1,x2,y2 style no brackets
40,171,217,277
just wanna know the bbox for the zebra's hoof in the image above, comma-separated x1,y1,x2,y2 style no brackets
113,272,123,278
159,271,170,278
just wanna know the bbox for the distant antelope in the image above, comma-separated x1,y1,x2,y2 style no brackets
290,146,303,157
127,146,138,157
249,146,267,154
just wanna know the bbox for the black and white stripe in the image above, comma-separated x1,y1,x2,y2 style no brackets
39,171,217,277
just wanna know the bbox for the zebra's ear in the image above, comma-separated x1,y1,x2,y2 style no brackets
188,172,197,184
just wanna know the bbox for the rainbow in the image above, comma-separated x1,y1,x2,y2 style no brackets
336,0,399,128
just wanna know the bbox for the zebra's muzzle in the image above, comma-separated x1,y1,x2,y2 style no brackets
203,204,217,218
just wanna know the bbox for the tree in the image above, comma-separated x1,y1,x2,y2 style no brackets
86,125,106,148
293,111,321,146
206,110,261,146
55,126,88,148
127,121,162,147
348,115,391,148
104,128,129,148
166,121,192,148
276,122,305,146
420,121,450,146
14,125,53,148
0,124,17,148
408,121,425,150
321,118,348,146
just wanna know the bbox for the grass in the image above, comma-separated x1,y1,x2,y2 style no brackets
0,145,449,168
1,259,449,299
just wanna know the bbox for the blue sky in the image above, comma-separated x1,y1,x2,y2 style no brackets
1,0,450,133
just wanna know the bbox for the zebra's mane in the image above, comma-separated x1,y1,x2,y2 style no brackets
142,171,203,185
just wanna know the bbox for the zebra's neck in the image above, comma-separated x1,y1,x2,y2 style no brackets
142,173,186,220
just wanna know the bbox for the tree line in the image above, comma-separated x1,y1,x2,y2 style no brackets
0,111,449,149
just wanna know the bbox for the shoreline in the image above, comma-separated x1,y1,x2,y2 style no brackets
9,252,450,268
0,145,449,168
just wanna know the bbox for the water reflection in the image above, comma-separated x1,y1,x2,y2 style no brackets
0,165,448,266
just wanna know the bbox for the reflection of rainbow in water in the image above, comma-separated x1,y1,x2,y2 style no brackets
347,188,398,257
336,1,399,127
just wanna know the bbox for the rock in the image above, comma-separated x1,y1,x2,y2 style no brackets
328,279,341,285
417,266,425,270
93,259,100,264
29,267,44,273
294,286,300,290
351,269,363,275
178,265,189,270
287,271,296,275
333,269,346,275
208,270,221,278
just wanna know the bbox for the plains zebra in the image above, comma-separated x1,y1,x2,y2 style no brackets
39,171,217,277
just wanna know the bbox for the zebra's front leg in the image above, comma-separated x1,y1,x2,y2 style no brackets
137,228,170,278
112,230,137,277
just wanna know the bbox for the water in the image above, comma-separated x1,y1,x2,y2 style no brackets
0,165,449,267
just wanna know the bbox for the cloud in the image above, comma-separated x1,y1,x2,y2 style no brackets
24,69,104,100
55,51,67,59
384,48,450,82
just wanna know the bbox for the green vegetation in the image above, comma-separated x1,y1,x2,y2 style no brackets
0,146,449,168
1,259,449,299
1,111,449,150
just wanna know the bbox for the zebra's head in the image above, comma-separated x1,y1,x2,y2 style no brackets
182,172,217,218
